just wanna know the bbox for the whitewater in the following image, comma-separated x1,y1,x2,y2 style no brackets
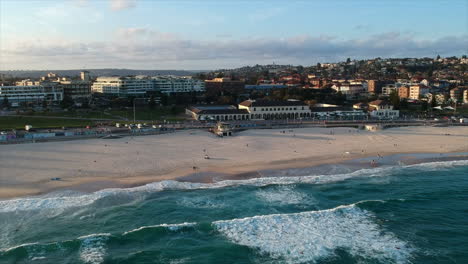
1,159,468,263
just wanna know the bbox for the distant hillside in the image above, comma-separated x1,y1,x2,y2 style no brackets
0,69,203,79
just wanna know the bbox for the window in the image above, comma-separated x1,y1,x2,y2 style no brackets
254,108,256,111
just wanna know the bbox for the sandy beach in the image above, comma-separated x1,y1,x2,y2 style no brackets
1,126,467,199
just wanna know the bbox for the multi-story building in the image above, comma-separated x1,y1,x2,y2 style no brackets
61,80,92,99
92,75,205,96
382,84,398,96
91,76,154,96
409,85,429,100
152,76,205,94
398,86,410,99
204,77,245,97
368,100,399,119
367,80,383,94
0,85,63,106
331,81,366,98
450,87,466,103
238,99,311,120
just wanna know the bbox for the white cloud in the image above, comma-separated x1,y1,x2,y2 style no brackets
1,30,466,70
110,0,137,11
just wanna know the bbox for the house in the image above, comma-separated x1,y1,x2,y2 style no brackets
368,100,399,119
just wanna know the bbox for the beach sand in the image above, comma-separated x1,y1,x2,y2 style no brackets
1,126,467,199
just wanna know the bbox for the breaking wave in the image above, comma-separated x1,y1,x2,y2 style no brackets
0,159,466,213
213,203,413,263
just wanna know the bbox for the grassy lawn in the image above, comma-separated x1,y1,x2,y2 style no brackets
107,106,187,121
0,116,95,130
24,110,117,119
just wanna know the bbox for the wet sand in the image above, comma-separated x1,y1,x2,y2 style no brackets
0,126,467,199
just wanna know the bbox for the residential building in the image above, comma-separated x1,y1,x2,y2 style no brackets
382,84,398,96
60,80,92,99
450,87,466,102
367,80,383,94
91,76,154,96
80,71,91,81
398,86,410,99
409,85,430,100
368,100,399,119
0,85,63,106
331,81,365,98
152,76,205,94
238,99,311,120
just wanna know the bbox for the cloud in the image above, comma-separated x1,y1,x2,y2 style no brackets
1,30,467,70
110,0,137,11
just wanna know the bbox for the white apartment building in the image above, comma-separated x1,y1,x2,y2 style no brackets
92,76,205,96
152,76,205,94
0,85,63,106
91,76,154,96
331,81,367,98
238,99,312,120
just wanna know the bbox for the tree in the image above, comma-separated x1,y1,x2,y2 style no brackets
148,95,156,110
431,96,437,108
389,90,400,109
436,54,441,60
2,95,9,108
60,96,74,109
346,58,351,63
160,93,169,106
420,100,428,111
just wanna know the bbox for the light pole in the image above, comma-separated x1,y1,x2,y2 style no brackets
133,98,136,123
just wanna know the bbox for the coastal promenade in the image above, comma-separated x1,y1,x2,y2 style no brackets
1,117,465,145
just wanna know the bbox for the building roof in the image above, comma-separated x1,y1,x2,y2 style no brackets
195,109,249,115
239,99,307,107
369,100,390,106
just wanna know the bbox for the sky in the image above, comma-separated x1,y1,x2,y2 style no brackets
0,0,467,70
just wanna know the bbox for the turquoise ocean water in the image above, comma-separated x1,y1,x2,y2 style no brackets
1,159,467,263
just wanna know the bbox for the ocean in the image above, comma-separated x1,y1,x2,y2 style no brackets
1,159,467,264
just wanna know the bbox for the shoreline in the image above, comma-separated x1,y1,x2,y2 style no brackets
1,126,467,199
1,151,467,201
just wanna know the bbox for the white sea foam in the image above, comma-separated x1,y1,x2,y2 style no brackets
122,222,196,235
0,159,466,213
213,204,413,264
177,196,226,209
79,233,110,264
0,242,39,253
255,185,311,205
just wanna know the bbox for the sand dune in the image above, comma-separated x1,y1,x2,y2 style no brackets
0,126,467,199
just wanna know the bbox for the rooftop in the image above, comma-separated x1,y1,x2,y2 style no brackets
239,99,307,107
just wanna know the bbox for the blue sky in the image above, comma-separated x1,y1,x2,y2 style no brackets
0,0,467,70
